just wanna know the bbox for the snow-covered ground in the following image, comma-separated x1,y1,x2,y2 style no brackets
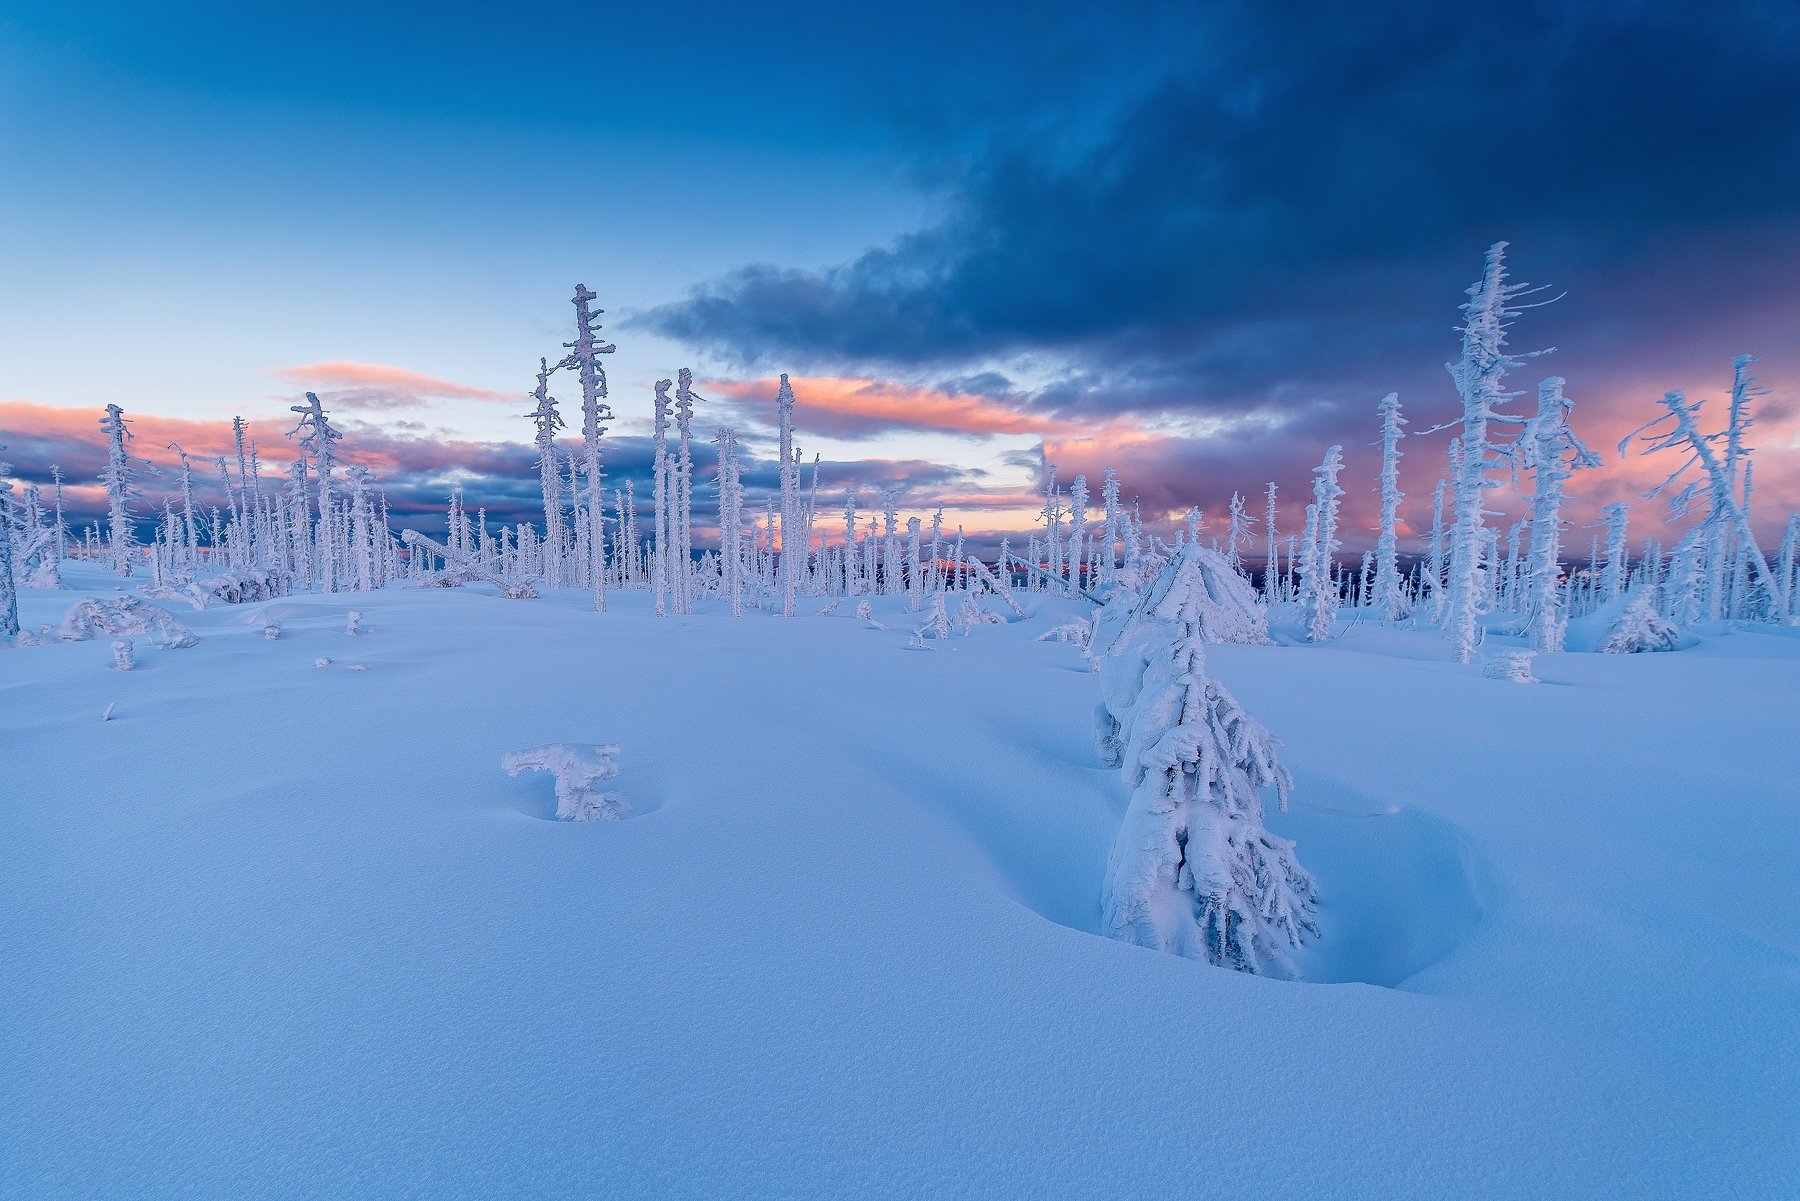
4,565,1797,1198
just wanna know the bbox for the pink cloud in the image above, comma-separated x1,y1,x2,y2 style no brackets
704,375,1103,441
270,361,514,410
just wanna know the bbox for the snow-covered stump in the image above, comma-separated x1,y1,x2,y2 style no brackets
1482,648,1537,683
502,743,629,822
345,610,363,636
111,639,134,671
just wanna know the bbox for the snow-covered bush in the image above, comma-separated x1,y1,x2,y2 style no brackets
1600,592,1683,655
1481,649,1537,683
916,592,951,641
111,639,134,671
502,743,628,821
263,622,282,640
345,610,363,636
59,597,198,650
1094,542,1318,977
199,566,290,605
855,599,886,630
957,593,1005,634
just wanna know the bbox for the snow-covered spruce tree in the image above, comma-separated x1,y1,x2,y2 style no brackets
1521,377,1601,652
561,285,617,612
287,392,344,592
1097,542,1317,976
98,403,145,576
1371,393,1409,620
715,427,745,617
1442,242,1543,661
1299,446,1345,642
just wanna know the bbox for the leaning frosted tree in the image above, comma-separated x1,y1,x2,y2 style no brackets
1096,542,1317,977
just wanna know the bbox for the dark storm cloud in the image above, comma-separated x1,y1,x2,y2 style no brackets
634,2,1800,423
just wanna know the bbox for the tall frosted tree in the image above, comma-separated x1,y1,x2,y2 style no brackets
1443,242,1541,662
0,444,19,636
674,369,703,615
287,392,342,592
776,373,801,617
526,358,566,586
561,284,616,611
1371,393,1409,620
1521,377,1600,652
1299,445,1346,642
98,404,145,576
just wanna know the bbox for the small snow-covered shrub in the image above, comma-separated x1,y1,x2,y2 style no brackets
59,597,197,649
1482,649,1537,683
958,593,1004,634
1037,620,1093,649
502,743,628,821
199,565,289,605
916,593,951,641
816,598,843,616
313,657,331,668
1601,592,1683,655
855,599,887,630
111,639,134,671
262,622,282,640
345,610,363,636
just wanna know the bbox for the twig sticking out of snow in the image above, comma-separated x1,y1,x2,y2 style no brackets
102,702,116,722
816,598,842,616
501,743,629,821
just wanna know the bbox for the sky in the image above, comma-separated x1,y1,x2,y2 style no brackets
2,0,1798,553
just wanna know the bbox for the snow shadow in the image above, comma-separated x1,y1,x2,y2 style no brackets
903,745,1484,989
1270,778,1487,988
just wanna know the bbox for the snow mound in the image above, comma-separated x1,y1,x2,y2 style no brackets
58,597,198,649
502,743,633,822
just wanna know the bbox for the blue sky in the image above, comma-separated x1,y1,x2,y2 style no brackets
3,1,1797,542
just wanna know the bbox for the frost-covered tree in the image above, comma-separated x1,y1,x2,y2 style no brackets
1599,503,1630,603
1442,242,1544,661
526,358,566,587
674,369,703,615
1299,445,1345,642
0,445,19,637
98,404,145,576
287,392,343,592
1620,381,1787,619
1521,377,1601,652
776,373,801,617
561,284,616,611
1096,542,1317,976
1371,393,1409,620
